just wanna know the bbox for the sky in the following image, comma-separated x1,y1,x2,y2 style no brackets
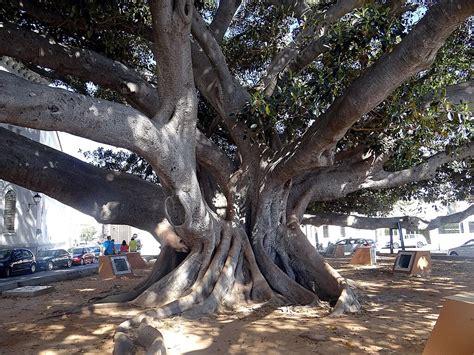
57,132,118,162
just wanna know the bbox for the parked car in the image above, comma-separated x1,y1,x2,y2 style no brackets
448,239,474,257
326,238,375,255
385,233,427,249
36,249,72,270
85,246,101,258
69,247,96,265
0,248,36,277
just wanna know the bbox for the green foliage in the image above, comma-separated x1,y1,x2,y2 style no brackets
82,147,159,184
1,1,471,215
79,225,98,244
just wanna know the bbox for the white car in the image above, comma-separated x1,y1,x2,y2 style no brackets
448,239,474,257
385,233,427,249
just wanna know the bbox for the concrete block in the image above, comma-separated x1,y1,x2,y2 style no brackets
3,285,55,297
126,252,147,269
423,293,474,355
351,247,376,265
334,245,345,257
393,250,431,276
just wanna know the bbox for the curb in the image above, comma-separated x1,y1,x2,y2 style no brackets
0,266,98,294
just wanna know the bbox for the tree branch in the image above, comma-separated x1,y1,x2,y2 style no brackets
6,1,256,164
191,11,256,161
209,0,243,43
260,0,365,95
302,213,421,229
269,0,474,183
422,79,474,110
0,127,166,234
288,143,473,219
302,204,474,231
0,23,159,116
425,205,474,230
0,71,156,153
361,143,473,190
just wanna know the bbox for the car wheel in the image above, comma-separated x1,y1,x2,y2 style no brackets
449,251,458,256
67,260,72,268
393,243,400,249
47,261,54,271
30,263,36,274
416,241,424,248
93,257,98,264
80,258,85,265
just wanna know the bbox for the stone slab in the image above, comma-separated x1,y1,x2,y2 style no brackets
0,282,19,293
2,285,55,297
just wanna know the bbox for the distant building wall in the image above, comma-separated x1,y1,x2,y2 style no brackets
301,218,377,249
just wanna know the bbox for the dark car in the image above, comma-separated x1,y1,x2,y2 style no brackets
0,248,36,277
70,247,96,265
36,249,72,271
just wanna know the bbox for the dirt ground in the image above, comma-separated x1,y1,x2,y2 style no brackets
0,256,472,354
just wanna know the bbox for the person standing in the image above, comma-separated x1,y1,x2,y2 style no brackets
129,234,138,253
120,240,129,253
103,236,114,256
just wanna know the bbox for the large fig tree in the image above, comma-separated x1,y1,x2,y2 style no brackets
0,0,472,351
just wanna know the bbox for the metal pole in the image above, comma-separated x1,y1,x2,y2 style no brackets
389,228,394,254
397,221,405,251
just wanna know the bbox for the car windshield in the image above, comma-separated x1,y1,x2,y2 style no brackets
0,249,12,259
72,248,83,255
37,250,55,257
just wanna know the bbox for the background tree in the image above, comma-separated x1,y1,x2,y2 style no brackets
0,0,472,351
79,225,98,245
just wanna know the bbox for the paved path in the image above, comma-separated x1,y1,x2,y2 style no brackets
0,264,98,293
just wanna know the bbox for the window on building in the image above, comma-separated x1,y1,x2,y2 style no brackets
469,222,474,233
340,226,346,238
323,225,329,238
438,223,460,234
4,190,16,232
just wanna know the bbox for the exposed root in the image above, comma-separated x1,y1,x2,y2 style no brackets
330,282,361,317
112,223,275,353
114,323,166,355
252,227,319,305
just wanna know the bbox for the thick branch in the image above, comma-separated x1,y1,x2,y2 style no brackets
302,204,474,231
0,70,235,194
0,23,159,116
0,127,166,234
0,71,156,153
7,0,255,164
361,143,473,190
425,205,474,230
209,0,242,43
270,0,474,182
289,143,473,218
191,12,256,161
302,213,422,230
423,79,474,110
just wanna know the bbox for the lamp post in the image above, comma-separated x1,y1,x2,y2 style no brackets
27,192,42,211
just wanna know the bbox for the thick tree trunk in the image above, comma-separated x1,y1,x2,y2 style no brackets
111,178,353,353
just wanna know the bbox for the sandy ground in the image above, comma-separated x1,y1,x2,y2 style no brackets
0,256,472,354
